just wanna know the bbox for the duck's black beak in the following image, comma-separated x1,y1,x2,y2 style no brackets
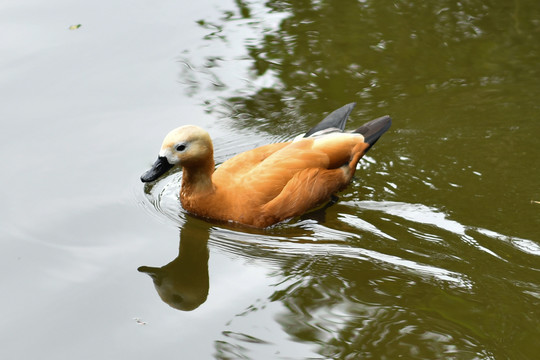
141,156,174,182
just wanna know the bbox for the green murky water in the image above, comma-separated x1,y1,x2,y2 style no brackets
1,0,539,359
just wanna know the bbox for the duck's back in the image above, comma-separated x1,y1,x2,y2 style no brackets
211,133,367,216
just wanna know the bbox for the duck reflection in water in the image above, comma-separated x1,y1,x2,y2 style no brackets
138,221,210,311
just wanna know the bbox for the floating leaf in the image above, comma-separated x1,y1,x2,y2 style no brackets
69,24,82,30
133,317,147,325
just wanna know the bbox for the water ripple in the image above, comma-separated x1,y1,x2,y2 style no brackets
475,228,540,257
210,226,471,289
137,170,184,226
343,200,508,260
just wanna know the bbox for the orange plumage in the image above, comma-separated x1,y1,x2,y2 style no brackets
141,103,391,228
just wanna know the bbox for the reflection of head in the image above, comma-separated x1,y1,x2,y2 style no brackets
138,221,210,311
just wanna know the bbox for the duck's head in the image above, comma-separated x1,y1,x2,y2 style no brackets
141,125,213,182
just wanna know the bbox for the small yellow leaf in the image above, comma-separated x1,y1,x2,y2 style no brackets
69,24,82,30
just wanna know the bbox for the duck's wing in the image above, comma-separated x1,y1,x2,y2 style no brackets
213,142,290,181
258,166,351,225
237,134,369,203
252,134,369,226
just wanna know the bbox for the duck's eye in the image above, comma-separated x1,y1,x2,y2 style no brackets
176,144,186,152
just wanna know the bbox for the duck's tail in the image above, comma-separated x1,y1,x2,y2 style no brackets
354,115,392,148
302,103,392,150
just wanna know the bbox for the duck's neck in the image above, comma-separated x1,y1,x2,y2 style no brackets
180,158,215,197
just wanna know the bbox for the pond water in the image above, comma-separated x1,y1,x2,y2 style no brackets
1,0,539,359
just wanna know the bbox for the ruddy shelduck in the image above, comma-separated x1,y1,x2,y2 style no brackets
141,103,391,228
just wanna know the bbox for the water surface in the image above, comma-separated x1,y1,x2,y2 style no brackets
1,0,539,359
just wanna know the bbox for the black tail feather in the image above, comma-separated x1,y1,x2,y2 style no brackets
354,115,392,148
304,102,356,137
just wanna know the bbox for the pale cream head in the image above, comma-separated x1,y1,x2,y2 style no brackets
158,125,213,166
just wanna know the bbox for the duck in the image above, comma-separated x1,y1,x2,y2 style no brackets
141,103,391,228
